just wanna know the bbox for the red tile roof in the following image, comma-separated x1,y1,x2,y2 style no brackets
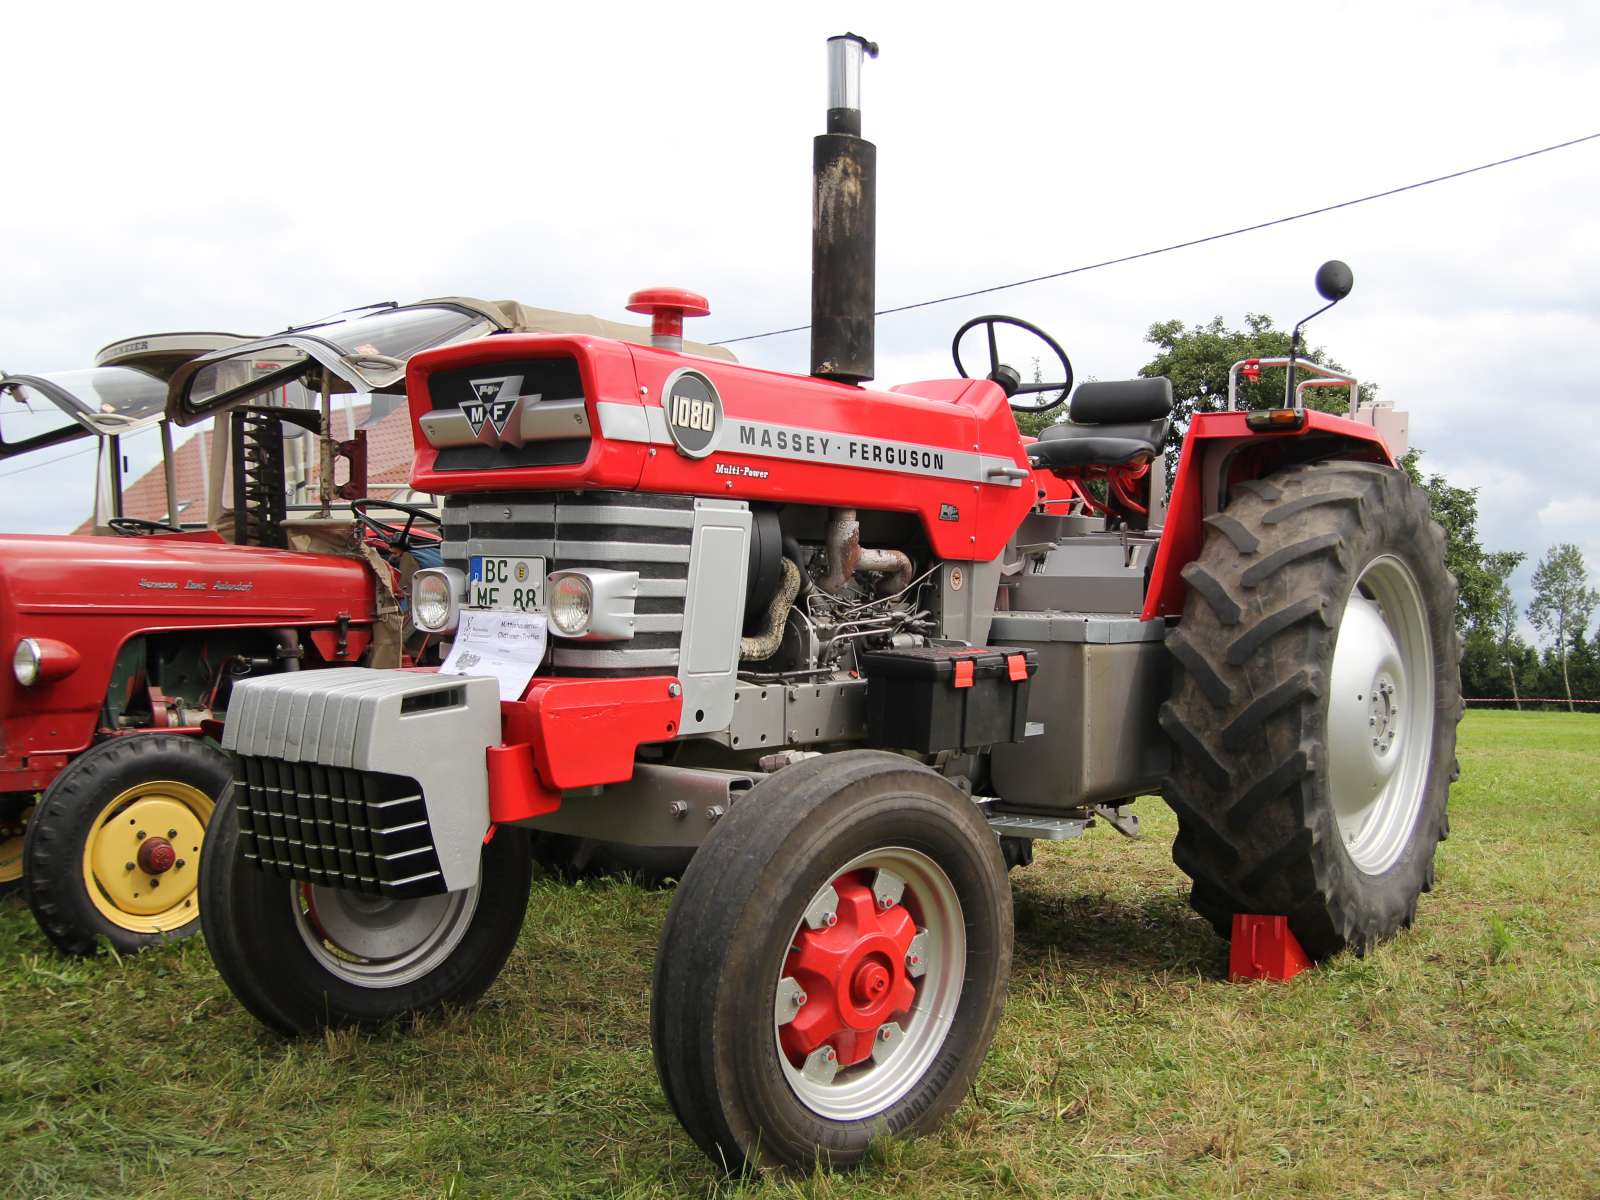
73,403,417,533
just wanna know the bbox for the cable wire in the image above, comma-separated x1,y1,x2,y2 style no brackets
713,131,1600,345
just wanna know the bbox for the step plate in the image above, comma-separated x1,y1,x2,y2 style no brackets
985,813,1088,840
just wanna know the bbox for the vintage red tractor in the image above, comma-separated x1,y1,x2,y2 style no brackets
0,332,403,953
196,35,1459,1172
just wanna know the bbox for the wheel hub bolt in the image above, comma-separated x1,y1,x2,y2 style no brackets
136,830,146,840
167,829,178,838
137,836,177,875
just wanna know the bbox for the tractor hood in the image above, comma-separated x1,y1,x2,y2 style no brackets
165,298,737,427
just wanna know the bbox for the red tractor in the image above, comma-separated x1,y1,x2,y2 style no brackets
0,333,405,954
196,36,1459,1172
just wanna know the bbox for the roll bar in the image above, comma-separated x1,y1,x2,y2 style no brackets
1227,357,1358,414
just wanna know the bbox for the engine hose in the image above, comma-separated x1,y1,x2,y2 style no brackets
741,556,802,662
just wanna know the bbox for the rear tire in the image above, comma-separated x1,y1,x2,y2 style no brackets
23,734,229,955
200,781,532,1034
1160,461,1461,958
651,750,1012,1172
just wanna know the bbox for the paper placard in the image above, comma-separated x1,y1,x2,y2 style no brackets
439,611,549,702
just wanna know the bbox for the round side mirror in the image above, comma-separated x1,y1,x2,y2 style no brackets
1315,260,1354,302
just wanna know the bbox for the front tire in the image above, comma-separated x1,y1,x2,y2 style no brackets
23,734,229,955
200,781,533,1035
1160,460,1461,958
651,750,1012,1172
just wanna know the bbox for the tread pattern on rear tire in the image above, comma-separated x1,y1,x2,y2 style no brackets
1162,461,1462,958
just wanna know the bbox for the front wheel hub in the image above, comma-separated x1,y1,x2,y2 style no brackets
781,873,917,1069
137,836,176,875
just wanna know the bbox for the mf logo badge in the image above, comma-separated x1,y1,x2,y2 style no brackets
662,368,721,459
462,375,524,445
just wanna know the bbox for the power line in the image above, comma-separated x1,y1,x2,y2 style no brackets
713,130,1600,346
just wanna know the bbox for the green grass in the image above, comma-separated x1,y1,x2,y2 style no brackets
2,710,1598,1198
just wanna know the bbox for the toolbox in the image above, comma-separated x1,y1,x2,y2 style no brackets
861,645,1038,753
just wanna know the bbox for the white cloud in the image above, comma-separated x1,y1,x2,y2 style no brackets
1,0,1596,590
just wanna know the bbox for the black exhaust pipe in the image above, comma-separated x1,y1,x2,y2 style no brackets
811,33,878,384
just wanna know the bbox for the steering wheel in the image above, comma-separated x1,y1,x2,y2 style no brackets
109,517,183,537
952,315,1073,414
351,498,441,553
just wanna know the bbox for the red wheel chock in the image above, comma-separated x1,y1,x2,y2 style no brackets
1229,914,1312,982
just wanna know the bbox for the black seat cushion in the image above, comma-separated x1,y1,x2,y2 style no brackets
1027,418,1170,469
1070,377,1173,425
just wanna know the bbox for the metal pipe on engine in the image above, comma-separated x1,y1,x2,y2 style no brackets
820,507,913,597
811,33,878,384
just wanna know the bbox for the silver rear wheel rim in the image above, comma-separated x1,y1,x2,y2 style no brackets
1327,554,1436,875
775,846,965,1121
293,882,479,988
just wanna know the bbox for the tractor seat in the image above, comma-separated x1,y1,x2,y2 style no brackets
1025,377,1174,470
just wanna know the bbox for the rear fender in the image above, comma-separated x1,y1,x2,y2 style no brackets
1142,410,1394,620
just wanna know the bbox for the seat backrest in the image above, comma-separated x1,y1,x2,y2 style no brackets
1070,377,1173,425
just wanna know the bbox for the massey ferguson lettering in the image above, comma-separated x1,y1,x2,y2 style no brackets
734,421,954,478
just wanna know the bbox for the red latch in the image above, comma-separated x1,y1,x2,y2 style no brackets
1241,358,1261,382
952,659,974,688
1006,654,1028,682
1229,914,1312,981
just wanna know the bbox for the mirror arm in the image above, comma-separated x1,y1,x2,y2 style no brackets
1283,298,1341,407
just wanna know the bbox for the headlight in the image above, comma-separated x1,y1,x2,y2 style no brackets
546,569,638,640
549,574,593,636
13,639,40,687
12,637,80,687
411,567,464,634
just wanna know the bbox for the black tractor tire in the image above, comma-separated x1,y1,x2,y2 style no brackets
652,750,1012,1173
23,734,231,956
200,782,533,1035
1161,460,1462,959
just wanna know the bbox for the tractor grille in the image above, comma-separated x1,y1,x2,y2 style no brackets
232,756,446,899
441,490,692,677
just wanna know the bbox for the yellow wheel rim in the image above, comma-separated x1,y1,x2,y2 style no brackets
82,781,213,933
0,805,32,885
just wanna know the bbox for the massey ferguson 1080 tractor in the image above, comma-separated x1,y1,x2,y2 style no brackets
197,36,1459,1171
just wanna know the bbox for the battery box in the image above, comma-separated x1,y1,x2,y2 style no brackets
861,646,1038,753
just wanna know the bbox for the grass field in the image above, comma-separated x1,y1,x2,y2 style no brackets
2,710,1597,1198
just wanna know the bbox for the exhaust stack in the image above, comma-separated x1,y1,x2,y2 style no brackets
811,33,878,384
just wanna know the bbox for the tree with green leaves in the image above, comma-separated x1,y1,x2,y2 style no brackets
1398,452,1505,630
1526,543,1599,712
1481,550,1528,708
1137,313,1374,460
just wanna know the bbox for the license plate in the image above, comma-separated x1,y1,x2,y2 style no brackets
467,556,546,612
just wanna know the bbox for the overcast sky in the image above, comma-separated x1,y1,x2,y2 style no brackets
2,0,1596,622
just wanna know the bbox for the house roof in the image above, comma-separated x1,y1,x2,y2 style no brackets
73,402,417,533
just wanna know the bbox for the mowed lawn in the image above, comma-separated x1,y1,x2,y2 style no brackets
2,711,1597,1199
